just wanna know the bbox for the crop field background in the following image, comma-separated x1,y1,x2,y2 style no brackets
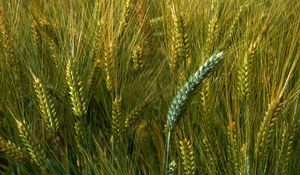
0,0,299,174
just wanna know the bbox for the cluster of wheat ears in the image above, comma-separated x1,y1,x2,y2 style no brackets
0,0,299,174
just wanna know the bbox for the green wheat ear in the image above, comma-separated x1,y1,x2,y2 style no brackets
167,52,224,131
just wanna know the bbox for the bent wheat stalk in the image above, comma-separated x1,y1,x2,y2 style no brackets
165,52,224,173
166,51,224,131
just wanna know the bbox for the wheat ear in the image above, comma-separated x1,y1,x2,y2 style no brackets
169,5,190,72
31,21,42,51
135,1,151,36
112,96,122,141
255,97,283,159
202,135,217,173
167,52,224,131
179,138,196,175
16,120,45,166
0,136,25,161
0,6,19,83
279,117,297,174
103,42,114,92
66,59,87,118
31,72,59,134
275,123,288,174
238,39,259,101
88,59,101,96
167,160,177,175
227,121,239,174
200,15,218,114
0,6,13,62
124,101,147,129
131,44,144,71
118,0,131,37
227,3,248,40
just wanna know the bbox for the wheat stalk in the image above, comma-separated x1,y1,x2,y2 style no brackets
167,52,224,131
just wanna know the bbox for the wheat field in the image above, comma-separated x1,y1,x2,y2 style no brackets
0,0,299,174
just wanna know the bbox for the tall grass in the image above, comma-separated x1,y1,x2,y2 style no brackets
0,0,299,174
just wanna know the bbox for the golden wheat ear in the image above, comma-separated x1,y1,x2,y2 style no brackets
66,59,87,118
179,138,196,175
0,136,26,162
30,70,59,134
16,120,45,167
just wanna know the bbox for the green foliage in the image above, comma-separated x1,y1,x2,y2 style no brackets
0,0,299,174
